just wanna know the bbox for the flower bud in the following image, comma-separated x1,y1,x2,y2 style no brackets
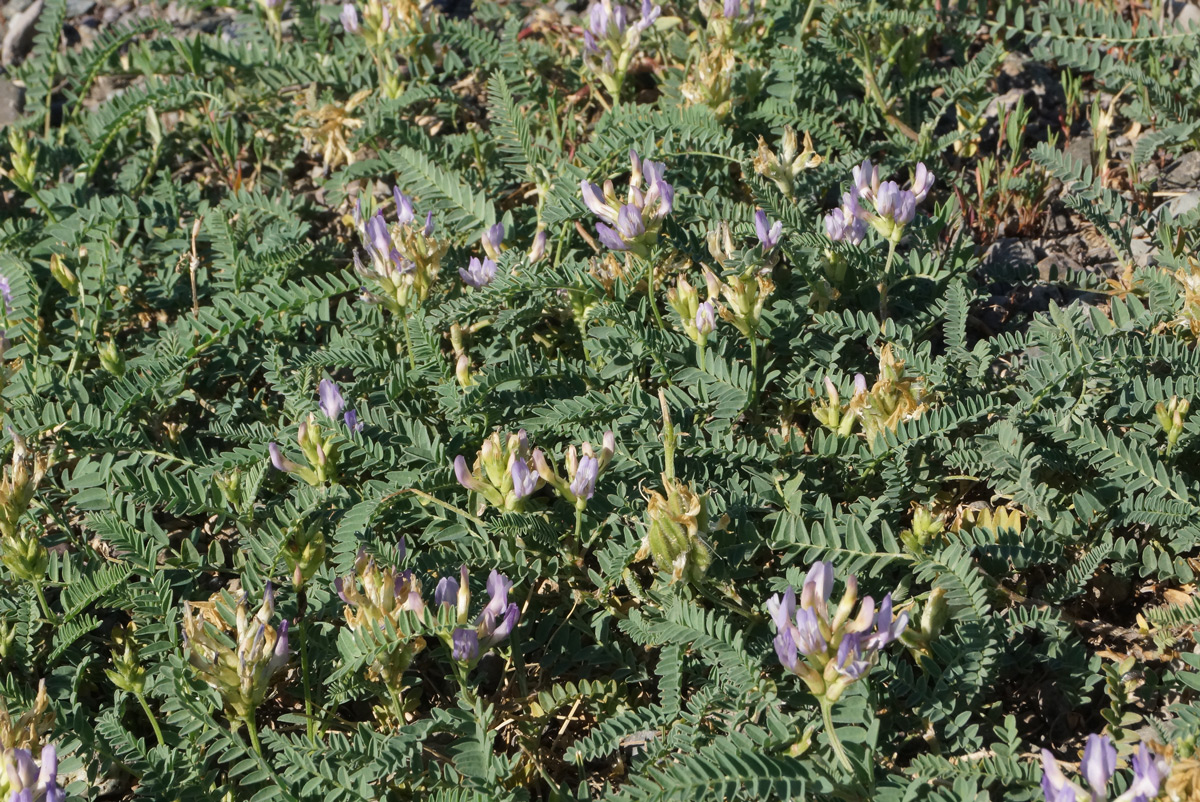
99,340,126,378
48,255,78,296
455,354,473,388
640,480,711,585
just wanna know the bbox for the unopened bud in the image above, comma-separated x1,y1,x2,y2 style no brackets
99,340,126,378
49,255,79,295
455,354,472,387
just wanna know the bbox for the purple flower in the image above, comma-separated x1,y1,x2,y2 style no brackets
773,627,797,671
344,409,364,432
754,209,782,251
482,570,513,620
616,204,646,240
1126,743,1167,802
366,212,391,256
823,193,866,245
423,212,435,238
581,181,618,225
637,0,660,30
1082,734,1116,795
5,744,62,802
435,575,459,608
867,594,909,649
1040,750,1081,802
695,301,716,336
767,586,796,630
833,632,870,679
0,274,13,312
595,222,627,252
911,162,934,203
875,181,916,226
459,257,497,289
268,443,303,473
723,0,740,17
394,188,414,225
803,561,833,605
453,455,481,491
319,378,345,422
340,3,359,32
452,628,480,661
640,158,674,218
794,606,826,655
528,230,547,263
479,602,519,647
268,619,290,673
510,459,538,499
853,374,868,395
482,223,505,258
569,455,599,500
852,158,879,200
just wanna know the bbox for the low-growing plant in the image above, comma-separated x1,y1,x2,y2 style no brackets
0,0,1199,799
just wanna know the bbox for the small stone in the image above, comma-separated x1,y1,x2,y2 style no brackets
1,0,44,66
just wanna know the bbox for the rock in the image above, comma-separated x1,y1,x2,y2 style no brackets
1162,150,1200,189
1167,0,1200,30
1063,135,1094,171
0,0,43,66
982,237,1040,273
0,77,22,126
1162,189,1200,219
64,0,91,14
984,88,1033,120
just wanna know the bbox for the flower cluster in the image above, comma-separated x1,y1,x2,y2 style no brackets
825,159,934,245
269,379,357,485
1040,734,1167,802
459,257,497,290
351,189,449,314
1155,395,1189,454
433,568,520,665
581,150,674,258
0,744,63,802
335,546,427,688
768,561,908,703
533,431,616,511
582,0,661,97
666,274,719,347
638,478,712,584
339,0,436,51
708,267,773,340
0,433,50,583
812,346,928,441
698,0,759,39
183,584,290,722
753,126,822,199
454,430,543,513
0,680,55,754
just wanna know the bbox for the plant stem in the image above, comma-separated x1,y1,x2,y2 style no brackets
387,688,406,729
33,582,55,623
299,604,316,740
820,698,854,774
658,389,676,483
879,238,898,322
859,39,920,143
243,712,265,758
401,314,417,370
798,0,820,44
696,340,707,373
573,505,584,557
644,255,665,331
747,335,759,413
135,692,166,747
